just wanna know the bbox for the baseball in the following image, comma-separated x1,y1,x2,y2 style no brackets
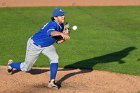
72,25,77,30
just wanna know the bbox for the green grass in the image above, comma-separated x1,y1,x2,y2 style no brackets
0,6,140,76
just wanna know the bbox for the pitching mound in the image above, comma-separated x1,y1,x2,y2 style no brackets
0,66,140,93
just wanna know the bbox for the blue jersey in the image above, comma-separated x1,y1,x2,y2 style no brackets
32,20,64,47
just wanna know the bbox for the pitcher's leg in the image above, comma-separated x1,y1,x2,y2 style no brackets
20,38,43,71
8,38,43,72
42,45,59,81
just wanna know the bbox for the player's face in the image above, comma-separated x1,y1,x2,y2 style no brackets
56,16,65,24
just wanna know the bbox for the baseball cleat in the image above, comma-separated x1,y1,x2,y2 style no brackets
48,80,59,89
7,60,13,75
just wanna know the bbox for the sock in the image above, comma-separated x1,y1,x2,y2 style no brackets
9,62,21,70
50,63,58,81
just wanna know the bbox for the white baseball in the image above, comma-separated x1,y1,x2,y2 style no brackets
72,25,77,30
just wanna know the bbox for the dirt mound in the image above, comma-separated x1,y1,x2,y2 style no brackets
0,66,140,93
0,0,140,7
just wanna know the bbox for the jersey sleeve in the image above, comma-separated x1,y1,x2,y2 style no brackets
46,25,56,37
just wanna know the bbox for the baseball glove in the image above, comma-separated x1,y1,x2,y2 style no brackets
63,22,70,34
55,22,70,39
54,22,70,44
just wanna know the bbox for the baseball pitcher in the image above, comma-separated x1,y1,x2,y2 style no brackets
7,8,70,89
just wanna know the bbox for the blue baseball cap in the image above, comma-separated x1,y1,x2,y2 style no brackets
52,8,66,17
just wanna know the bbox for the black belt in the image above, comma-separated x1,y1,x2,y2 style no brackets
31,37,43,47
33,41,43,48
33,42,43,48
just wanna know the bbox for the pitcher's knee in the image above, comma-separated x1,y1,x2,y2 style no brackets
54,55,59,60
50,55,59,62
21,68,28,72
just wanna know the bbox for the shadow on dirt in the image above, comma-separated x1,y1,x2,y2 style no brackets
11,68,49,75
27,68,49,75
57,46,136,88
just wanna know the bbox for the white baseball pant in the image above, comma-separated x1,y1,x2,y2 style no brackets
20,38,59,71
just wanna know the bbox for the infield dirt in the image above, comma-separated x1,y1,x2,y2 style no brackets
0,0,140,7
0,66,140,93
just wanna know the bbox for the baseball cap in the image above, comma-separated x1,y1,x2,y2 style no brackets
52,8,66,17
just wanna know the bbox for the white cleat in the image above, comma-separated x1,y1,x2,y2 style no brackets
7,60,13,75
48,80,59,89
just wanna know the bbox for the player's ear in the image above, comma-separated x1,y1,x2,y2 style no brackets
54,17,58,20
